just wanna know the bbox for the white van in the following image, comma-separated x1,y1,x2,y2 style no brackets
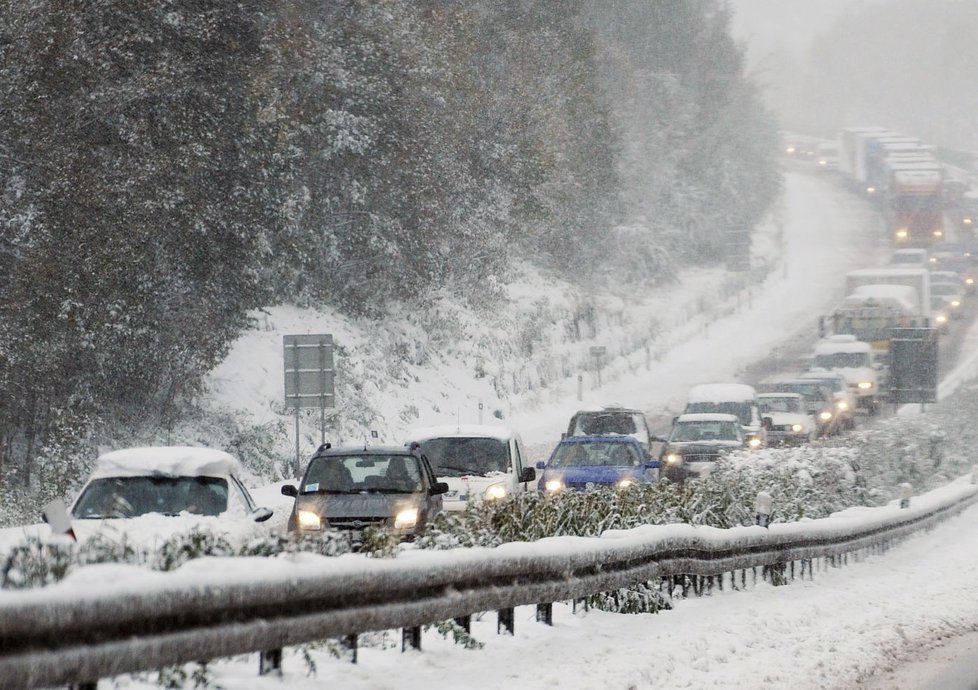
683,383,767,448
403,424,536,511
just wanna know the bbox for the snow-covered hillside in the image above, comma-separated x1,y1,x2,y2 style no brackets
204,171,886,465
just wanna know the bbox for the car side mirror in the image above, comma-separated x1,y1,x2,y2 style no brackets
280,484,298,497
252,507,274,523
762,417,773,430
560,432,567,439
432,482,449,495
535,460,546,470
519,467,536,483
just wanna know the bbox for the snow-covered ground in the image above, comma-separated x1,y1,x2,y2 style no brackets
205,171,888,466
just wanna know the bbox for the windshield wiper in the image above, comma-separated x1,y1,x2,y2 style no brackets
436,464,479,475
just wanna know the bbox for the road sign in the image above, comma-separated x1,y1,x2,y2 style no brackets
283,334,335,409
888,328,938,404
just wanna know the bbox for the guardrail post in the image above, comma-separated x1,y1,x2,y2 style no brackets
572,597,589,613
402,626,422,651
498,607,515,635
536,603,553,626
755,491,772,527
454,616,471,633
258,648,282,676
69,683,97,690
344,634,358,664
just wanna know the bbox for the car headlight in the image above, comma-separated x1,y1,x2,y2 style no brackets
836,400,849,411
857,381,873,390
866,186,876,194
896,229,908,238
394,507,419,529
964,218,974,225
966,278,974,285
748,437,762,449
819,411,833,421
951,300,961,307
936,313,948,324
665,453,682,464
484,483,507,501
791,423,803,432
616,478,636,490
297,510,323,531
544,479,564,493
934,229,944,237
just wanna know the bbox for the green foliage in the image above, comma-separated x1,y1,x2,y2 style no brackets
156,662,220,690
427,619,485,650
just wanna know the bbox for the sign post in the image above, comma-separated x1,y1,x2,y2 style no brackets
888,328,938,407
284,334,335,477
589,346,607,388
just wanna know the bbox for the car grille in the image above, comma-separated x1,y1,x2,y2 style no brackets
326,516,388,530
770,424,792,432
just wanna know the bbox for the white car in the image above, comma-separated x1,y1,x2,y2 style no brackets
403,425,536,511
811,335,881,414
0,447,274,551
757,393,816,446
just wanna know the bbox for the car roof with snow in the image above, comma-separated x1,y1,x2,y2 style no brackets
403,424,517,442
675,413,741,423
814,338,871,355
687,383,757,403
91,446,242,479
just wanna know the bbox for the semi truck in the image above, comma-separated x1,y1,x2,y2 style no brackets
884,162,945,244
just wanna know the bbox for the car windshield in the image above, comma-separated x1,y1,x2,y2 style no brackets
73,476,228,518
302,454,423,494
814,352,871,368
685,401,751,426
669,421,741,442
571,410,639,436
416,437,509,477
759,397,803,414
549,441,642,468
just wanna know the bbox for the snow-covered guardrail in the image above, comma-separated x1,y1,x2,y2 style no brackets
2,478,977,689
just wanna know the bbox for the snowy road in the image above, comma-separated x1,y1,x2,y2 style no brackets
521,170,888,459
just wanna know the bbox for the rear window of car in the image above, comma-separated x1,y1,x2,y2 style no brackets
570,411,639,436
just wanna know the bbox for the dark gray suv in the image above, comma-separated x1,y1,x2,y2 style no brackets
281,444,447,543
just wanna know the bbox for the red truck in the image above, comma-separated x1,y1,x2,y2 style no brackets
885,162,945,245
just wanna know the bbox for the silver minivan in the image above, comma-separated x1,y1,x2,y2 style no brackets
403,424,536,511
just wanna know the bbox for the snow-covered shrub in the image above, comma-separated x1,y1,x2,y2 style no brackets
588,581,671,615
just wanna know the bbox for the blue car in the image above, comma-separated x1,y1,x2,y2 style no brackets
536,436,659,493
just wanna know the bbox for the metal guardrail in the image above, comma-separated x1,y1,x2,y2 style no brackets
2,481,977,688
